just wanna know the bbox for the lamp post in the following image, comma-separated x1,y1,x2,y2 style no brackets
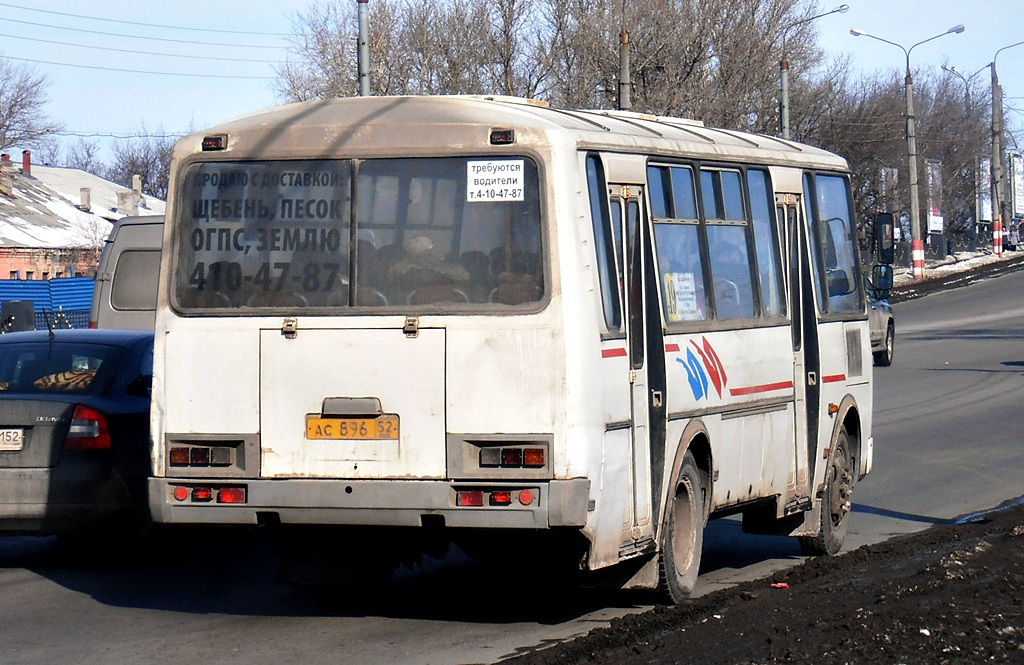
990,41,1024,256
779,4,849,140
851,24,965,280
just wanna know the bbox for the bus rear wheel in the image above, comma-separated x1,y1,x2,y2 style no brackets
657,450,705,603
799,426,854,556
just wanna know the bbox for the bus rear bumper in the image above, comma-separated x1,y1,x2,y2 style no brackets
860,435,874,479
149,477,590,529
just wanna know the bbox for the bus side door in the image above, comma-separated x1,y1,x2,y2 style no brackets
609,185,666,545
777,193,816,499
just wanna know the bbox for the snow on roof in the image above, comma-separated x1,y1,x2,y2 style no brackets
0,163,164,249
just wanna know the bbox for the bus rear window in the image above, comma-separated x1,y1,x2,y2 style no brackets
173,157,543,311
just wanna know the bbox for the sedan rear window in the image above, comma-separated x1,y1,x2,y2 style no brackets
0,343,124,395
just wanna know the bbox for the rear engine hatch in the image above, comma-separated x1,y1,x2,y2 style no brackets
259,326,446,479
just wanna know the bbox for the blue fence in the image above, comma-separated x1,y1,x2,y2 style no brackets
0,277,95,330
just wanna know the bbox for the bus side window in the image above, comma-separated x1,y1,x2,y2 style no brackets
805,173,863,314
701,169,756,320
587,155,622,332
648,163,706,323
748,169,785,318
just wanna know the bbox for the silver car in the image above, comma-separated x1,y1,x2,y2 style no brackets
868,289,895,366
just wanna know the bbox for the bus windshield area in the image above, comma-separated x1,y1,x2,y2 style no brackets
174,157,544,311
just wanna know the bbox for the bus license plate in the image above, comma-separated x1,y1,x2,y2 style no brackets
305,415,399,441
0,428,24,451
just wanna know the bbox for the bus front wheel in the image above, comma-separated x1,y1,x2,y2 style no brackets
657,449,705,603
799,426,853,556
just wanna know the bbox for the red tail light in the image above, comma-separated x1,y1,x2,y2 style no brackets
65,405,111,450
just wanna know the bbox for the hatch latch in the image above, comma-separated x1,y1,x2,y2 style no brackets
281,316,298,339
403,316,419,338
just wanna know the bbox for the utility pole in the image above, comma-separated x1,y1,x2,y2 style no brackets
991,64,1004,255
619,26,631,111
779,5,848,140
989,41,1024,255
851,25,965,280
357,0,370,97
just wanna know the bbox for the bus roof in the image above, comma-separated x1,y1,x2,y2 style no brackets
178,95,848,171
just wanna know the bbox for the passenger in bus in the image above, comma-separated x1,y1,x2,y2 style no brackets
459,250,495,302
388,235,471,304
711,241,754,319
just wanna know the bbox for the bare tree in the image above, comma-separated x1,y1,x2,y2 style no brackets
66,139,104,174
276,2,359,101
0,57,62,151
106,131,175,200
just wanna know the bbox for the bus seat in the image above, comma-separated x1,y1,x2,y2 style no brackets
489,272,542,305
407,284,469,305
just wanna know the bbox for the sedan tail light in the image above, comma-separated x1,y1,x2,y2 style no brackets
65,405,111,450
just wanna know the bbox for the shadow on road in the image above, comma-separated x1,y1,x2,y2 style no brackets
0,526,649,625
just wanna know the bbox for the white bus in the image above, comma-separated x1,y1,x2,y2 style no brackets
150,95,881,601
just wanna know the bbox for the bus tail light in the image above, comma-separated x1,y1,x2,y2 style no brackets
218,487,246,504
479,446,546,469
169,445,234,467
457,490,484,507
523,448,545,467
202,134,227,151
489,490,512,506
171,485,247,504
457,488,537,507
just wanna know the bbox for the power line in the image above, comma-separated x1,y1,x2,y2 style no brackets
0,31,282,64
0,16,286,50
51,131,187,140
0,1,290,37
3,55,276,79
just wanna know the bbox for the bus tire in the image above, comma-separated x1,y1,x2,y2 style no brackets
799,426,854,556
657,449,705,603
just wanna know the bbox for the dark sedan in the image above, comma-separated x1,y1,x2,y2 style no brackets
0,328,153,534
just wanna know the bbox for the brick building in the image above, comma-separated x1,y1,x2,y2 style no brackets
0,151,164,280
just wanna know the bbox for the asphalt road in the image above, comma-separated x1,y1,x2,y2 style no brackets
2,263,1022,665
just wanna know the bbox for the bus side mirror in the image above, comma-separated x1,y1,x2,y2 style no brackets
871,264,893,296
874,213,895,265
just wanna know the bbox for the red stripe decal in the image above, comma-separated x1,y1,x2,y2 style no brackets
691,340,723,398
729,381,794,396
665,343,681,352
602,347,628,358
822,374,846,383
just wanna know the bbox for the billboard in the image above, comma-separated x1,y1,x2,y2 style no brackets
926,159,944,234
1013,153,1024,218
979,157,992,222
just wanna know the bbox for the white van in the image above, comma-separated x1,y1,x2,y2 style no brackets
89,215,163,330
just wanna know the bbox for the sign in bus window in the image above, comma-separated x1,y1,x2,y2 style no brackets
466,160,524,202
655,222,706,322
175,157,542,311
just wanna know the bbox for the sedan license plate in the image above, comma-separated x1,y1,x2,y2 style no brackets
0,428,24,452
306,415,399,441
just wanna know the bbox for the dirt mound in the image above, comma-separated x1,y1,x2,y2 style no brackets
506,500,1024,665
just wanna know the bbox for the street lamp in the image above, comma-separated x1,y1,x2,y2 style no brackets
779,4,849,140
940,65,974,114
989,40,1024,256
851,24,965,280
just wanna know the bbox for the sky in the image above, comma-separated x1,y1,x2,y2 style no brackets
816,1,1024,131
1,1,1023,169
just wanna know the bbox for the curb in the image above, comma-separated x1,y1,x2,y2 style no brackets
889,254,1024,304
